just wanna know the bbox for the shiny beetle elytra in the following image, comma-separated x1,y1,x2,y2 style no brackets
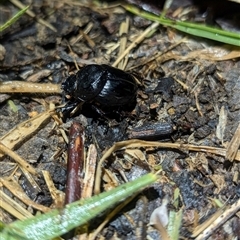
62,64,138,114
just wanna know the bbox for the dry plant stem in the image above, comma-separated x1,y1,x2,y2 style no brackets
80,29,95,48
82,144,97,199
216,106,228,144
70,22,93,45
94,140,240,194
112,21,160,67
0,178,50,212
117,17,129,70
20,166,41,193
42,170,65,208
128,38,186,70
65,122,85,204
0,142,37,175
194,199,240,240
9,0,57,32
0,109,53,158
194,92,203,117
0,190,33,220
0,81,61,93
192,207,225,237
77,145,97,240
152,222,171,240
226,122,240,161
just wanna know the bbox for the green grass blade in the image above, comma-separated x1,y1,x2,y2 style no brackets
0,6,29,32
1,173,158,240
124,4,240,46
167,209,183,240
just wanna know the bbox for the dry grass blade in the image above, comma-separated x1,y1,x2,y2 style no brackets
9,0,57,32
193,199,240,239
0,143,37,175
0,109,54,158
70,22,94,45
117,17,130,70
216,106,228,144
0,190,33,220
153,221,171,240
181,47,240,61
42,170,65,208
112,21,159,67
192,207,226,238
20,166,41,193
1,178,50,212
82,144,97,199
95,140,240,194
80,29,95,48
226,122,240,161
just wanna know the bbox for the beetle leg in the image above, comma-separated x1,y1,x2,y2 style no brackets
61,101,83,120
62,101,78,112
91,105,111,121
91,105,127,123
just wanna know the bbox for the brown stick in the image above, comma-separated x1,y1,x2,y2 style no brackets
65,122,85,205
63,122,85,239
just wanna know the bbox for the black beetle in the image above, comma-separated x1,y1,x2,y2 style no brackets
62,64,138,115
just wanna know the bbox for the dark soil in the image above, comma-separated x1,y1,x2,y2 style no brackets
0,0,240,239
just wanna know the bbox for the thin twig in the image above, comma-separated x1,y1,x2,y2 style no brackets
0,81,61,94
0,142,37,175
112,22,159,67
9,0,57,32
94,139,240,194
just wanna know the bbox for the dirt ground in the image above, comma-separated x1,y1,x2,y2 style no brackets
0,0,240,239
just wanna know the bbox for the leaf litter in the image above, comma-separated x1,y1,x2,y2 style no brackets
0,0,240,239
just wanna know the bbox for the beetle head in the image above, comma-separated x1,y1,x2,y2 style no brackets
62,74,77,95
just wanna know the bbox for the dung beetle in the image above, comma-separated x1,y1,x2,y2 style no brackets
62,64,138,116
